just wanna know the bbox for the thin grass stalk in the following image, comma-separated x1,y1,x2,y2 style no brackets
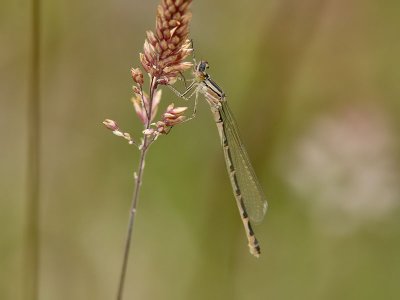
116,78,157,300
116,137,149,300
26,0,41,298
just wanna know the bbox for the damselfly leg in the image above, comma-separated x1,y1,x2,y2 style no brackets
168,81,199,122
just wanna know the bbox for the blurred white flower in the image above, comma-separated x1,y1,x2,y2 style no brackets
283,106,399,234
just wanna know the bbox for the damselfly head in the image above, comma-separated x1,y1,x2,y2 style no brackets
196,60,209,73
193,60,209,82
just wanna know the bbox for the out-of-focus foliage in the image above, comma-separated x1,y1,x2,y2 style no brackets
1,0,400,299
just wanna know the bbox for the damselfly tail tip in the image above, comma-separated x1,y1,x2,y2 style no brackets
249,244,261,258
250,248,261,258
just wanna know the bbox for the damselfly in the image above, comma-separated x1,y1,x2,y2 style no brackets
170,60,268,257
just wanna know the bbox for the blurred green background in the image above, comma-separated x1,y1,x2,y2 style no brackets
2,0,400,299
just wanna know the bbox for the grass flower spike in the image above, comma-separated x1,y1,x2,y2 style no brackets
143,104,188,138
140,0,193,84
131,90,162,125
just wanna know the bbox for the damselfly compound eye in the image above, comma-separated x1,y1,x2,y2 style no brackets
197,61,209,73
